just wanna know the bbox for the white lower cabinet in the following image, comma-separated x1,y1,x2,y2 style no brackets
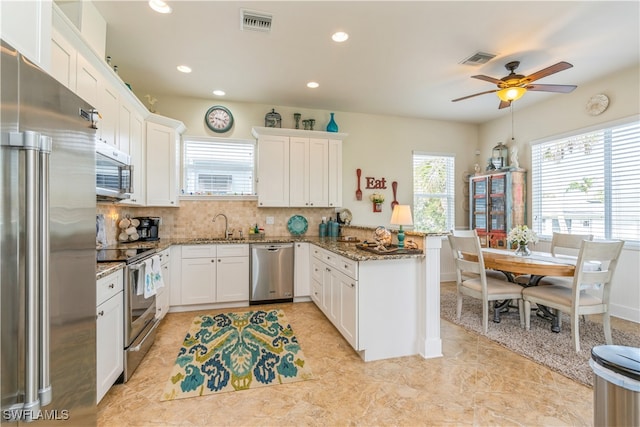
216,245,249,302
96,269,124,403
311,246,358,350
310,244,421,361
179,244,249,306
156,248,171,319
294,242,310,300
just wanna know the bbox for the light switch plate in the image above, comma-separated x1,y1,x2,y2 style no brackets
266,216,274,225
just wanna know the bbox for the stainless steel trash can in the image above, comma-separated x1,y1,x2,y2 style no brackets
590,345,640,426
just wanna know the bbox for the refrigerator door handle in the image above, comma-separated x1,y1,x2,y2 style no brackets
23,131,42,419
38,135,52,407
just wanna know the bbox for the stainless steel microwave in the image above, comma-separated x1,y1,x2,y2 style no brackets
96,140,133,201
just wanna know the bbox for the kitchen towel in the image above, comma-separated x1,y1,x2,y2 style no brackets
150,255,164,290
143,258,155,298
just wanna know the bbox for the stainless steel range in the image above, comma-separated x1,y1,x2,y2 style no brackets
97,247,159,382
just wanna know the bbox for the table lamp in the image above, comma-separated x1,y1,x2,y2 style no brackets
390,205,413,248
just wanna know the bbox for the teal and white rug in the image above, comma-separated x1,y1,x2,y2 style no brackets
161,309,313,401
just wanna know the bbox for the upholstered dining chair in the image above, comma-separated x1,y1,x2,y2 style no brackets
448,232,525,333
515,232,594,286
522,239,625,352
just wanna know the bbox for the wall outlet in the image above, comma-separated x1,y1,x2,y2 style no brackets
266,216,274,225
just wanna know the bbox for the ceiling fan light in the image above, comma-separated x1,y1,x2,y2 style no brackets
497,87,526,102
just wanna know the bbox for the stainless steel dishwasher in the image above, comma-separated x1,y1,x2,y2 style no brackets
250,243,294,304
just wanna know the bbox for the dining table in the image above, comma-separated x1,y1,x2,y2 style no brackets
465,248,582,332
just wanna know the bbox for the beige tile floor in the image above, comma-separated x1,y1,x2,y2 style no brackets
98,283,636,426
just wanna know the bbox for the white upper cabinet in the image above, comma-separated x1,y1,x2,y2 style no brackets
0,0,52,70
256,134,290,207
253,127,347,208
50,27,77,90
75,53,99,108
146,117,184,207
97,80,119,148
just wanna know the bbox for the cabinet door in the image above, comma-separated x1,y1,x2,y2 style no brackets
98,82,119,147
76,54,99,107
156,250,171,319
257,135,289,207
289,137,309,207
146,121,178,206
308,138,329,207
311,279,322,307
122,112,145,205
180,258,216,305
216,256,249,302
328,139,342,208
294,242,310,298
338,272,358,349
321,265,332,315
118,102,132,155
96,291,123,403
0,0,51,69
50,27,76,90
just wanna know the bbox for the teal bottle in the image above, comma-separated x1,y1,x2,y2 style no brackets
326,113,338,132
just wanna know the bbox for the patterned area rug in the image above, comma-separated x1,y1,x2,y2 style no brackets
160,309,313,401
441,290,640,387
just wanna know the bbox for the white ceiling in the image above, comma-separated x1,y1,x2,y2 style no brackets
92,1,639,124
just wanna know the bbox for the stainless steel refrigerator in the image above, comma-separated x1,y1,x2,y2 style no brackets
1,40,97,425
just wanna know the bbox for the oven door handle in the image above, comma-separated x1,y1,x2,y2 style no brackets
129,320,159,352
129,263,145,271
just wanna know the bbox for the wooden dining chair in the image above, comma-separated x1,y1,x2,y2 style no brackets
448,233,525,333
515,232,594,286
521,239,625,352
451,230,508,280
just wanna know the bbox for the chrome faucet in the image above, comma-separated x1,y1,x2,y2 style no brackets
212,213,233,239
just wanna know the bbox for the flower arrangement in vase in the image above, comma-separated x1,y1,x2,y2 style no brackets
370,192,385,212
507,225,539,256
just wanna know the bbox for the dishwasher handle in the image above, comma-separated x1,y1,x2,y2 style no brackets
253,244,293,253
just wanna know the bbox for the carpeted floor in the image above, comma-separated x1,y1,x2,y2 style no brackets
441,289,640,386
160,309,313,401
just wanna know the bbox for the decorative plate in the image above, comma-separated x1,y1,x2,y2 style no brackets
586,94,609,116
287,215,308,235
339,209,353,225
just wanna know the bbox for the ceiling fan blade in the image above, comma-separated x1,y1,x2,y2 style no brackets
451,89,498,102
498,100,511,109
526,84,577,93
471,75,503,85
525,61,573,83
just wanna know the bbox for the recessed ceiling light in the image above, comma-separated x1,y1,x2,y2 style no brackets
149,0,172,14
307,81,319,89
212,90,226,96
176,65,191,73
331,31,349,43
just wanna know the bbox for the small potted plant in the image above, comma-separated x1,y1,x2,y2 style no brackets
507,225,539,256
370,192,385,212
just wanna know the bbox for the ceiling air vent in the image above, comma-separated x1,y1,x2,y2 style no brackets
460,51,496,66
241,9,272,33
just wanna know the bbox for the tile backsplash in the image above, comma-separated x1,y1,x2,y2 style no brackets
97,200,336,246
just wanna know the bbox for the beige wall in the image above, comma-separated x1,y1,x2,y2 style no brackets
154,96,478,231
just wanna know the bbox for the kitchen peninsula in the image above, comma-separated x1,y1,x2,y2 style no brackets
97,226,444,363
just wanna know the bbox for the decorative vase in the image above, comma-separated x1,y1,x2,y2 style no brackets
326,112,338,132
514,242,531,256
373,202,382,213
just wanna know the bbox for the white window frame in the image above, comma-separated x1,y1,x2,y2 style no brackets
530,116,640,246
181,136,256,199
412,151,455,233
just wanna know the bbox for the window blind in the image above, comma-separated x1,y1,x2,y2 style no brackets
531,119,640,243
412,152,455,233
183,137,255,196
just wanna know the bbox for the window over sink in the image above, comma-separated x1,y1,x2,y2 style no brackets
182,136,255,196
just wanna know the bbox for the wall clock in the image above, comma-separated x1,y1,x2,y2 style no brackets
586,94,609,116
205,105,234,133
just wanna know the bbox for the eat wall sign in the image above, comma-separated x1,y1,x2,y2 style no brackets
365,176,387,189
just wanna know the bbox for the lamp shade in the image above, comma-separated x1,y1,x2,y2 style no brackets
390,205,413,226
497,87,526,102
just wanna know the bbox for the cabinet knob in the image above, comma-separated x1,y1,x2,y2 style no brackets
97,310,104,317
211,259,215,263
350,283,355,288
108,283,115,288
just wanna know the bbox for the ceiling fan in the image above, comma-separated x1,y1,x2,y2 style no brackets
452,61,577,109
